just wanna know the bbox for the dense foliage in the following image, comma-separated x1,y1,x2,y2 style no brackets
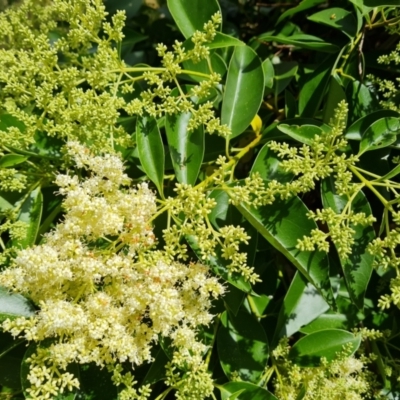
1,0,400,399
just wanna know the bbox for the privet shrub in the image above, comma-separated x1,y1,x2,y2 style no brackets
0,0,400,399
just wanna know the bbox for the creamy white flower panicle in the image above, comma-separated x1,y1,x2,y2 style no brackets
0,142,224,400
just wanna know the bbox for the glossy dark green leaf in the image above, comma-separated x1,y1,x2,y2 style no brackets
346,110,400,141
136,116,165,196
258,33,339,53
207,32,244,49
142,347,169,385
273,272,330,345
77,363,118,400
165,112,204,185
250,144,293,183
308,8,358,38
289,329,361,367
217,306,268,383
12,186,43,249
276,0,327,24
274,62,298,96
0,355,22,392
300,312,349,334
221,45,264,139
359,117,400,155
167,0,220,39
346,80,380,122
321,179,374,309
236,197,333,304
0,154,28,168
278,124,323,145
0,286,35,322
323,76,346,124
220,382,278,400
299,55,339,117
262,58,274,89
285,90,297,119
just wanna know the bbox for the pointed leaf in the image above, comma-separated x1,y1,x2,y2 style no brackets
277,0,327,24
0,154,28,168
299,54,340,117
12,186,43,249
220,382,278,400
262,58,274,89
274,61,298,96
258,33,339,53
323,75,346,124
136,116,165,196
289,329,361,367
222,45,264,139
346,110,400,141
273,272,330,345
217,307,269,383
308,8,358,38
359,117,400,155
165,112,204,185
207,32,244,49
321,179,374,309
235,197,333,304
167,0,220,39
278,124,323,145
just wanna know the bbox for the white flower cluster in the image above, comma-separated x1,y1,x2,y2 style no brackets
0,142,224,399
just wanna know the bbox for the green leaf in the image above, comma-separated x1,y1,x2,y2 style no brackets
299,54,339,117
300,312,350,334
321,179,374,309
236,197,333,304
262,58,274,89
207,32,244,49
258,33,339,53
308,8,358,38
278,124,323,145
346,80,380,122
346,110,400,141
12,186,43,249
77,363,118,400
136,116,165,196
165,112,204,185
167,0,220,39
0,286,35,322
0,154,28,168
323,76,346,124
378,163,400,181
142,347,169,385
274,61,298,96
220,382,278,400
0,355,22,391
289,329,361,367
285,90,297,119
217,306,268,383
222,45,264,139
277,0,327,24
364,0,400,5
273,272,330,345
358,117,400,155
250,143,293,183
